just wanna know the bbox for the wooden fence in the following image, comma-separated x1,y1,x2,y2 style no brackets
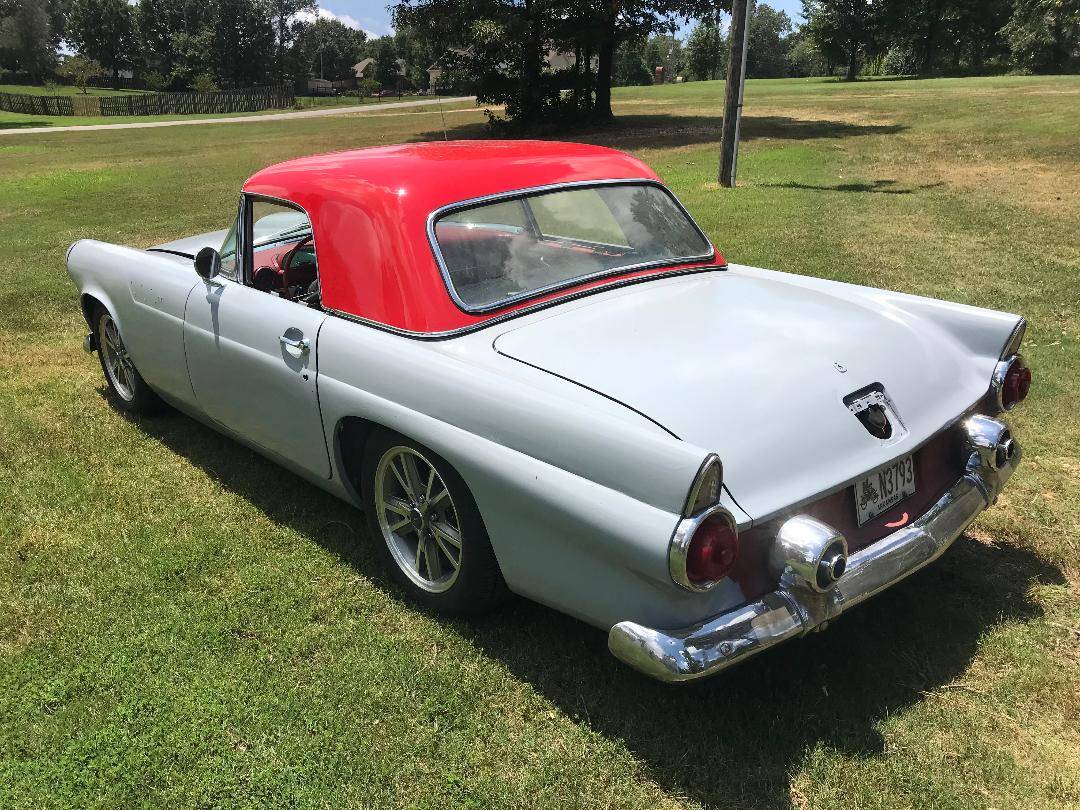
96,86,294,116
0,85,294,118
0,92,74,116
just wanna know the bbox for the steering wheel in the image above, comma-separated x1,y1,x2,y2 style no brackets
281,235,314,275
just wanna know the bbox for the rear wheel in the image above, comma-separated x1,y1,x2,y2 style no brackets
361,430,505,615
93,305,162,415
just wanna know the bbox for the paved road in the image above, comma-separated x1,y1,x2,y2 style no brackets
0,96,477,137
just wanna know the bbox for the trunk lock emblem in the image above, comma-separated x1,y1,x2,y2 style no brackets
844,384,907,442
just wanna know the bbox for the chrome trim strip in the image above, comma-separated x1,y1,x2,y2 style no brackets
425,178,718,316
989,353,1026,413
1001,317,1027,359
682,453,723,518
609,416,1021,682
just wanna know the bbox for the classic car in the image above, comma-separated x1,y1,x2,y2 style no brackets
67,141,1032,682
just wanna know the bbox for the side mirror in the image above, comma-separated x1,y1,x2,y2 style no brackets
194,246,222,281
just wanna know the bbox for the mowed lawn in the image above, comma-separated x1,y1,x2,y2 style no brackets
1,76,1077,808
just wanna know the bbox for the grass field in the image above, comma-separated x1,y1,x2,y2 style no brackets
0,83,148,97
0,75,1077,809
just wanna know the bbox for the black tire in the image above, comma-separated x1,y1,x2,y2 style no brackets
92,304,164,415
361,428,506,616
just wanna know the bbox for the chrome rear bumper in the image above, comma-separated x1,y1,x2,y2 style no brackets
609,415,1020,683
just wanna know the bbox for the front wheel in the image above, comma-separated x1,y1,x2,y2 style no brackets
93,305,162,415
361,430,505,615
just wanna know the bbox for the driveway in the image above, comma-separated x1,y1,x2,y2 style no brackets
0,96,476,137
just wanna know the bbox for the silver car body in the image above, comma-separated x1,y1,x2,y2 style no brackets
67,193,1025,682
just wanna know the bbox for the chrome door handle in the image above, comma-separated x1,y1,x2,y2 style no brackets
279,334,310,355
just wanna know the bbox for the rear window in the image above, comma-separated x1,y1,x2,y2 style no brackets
433,183,712,311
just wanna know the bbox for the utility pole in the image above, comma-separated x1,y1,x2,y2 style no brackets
719,0,752,187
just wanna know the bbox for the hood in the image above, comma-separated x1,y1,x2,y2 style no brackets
493,268,1006,520
147,229,228,259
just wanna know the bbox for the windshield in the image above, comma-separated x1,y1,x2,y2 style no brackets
433,183,712,311
252,209,310,248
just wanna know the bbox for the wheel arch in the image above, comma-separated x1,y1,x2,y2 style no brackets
333,413,507,573
80,292,106,328
334,414,380,506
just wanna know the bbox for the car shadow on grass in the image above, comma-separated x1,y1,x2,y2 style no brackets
416,113,907,150
129,400,1063,810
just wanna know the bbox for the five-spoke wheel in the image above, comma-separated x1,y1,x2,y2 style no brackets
362,430,505,615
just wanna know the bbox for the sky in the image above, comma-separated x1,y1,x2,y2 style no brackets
315,0,807,39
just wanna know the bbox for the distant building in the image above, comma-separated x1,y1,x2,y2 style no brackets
353,57,407,81
352,58,375,78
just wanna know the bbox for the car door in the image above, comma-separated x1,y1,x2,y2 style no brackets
183,195,331,479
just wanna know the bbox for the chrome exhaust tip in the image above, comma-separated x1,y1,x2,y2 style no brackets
994,432,1016,470
771,515,849,593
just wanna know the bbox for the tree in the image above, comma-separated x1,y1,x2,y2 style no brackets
68,0,135,78
0,0,56,80
265,0,316,82
687,13,724,80
211,0,274,86
1002,0,1080,72
786,28,829,75
614,37,654,85
395,25,436,89
374,38,400,87
292,17,366,81
56,54,104,91
746,4,793,77
802,0,885,80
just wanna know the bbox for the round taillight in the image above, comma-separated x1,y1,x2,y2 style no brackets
1002,361,1031,410
685,514,740,584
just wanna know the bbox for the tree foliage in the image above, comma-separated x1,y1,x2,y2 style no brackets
56,54,104,91
68,0,136,78
374,38,400,86
1002,0,1080,71
746,4,793,77
291,16,366,81
687,13,724,80
0,0,59,80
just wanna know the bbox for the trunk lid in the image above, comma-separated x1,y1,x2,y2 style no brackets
493,269,994,520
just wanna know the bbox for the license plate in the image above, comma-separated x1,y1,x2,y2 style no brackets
854,454,916,526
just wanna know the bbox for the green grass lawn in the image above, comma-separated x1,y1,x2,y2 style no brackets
0,83,149,97
0,76,1077,808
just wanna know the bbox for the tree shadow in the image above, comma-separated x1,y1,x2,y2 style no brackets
415,112,906,151
761,179,946,194
129,401,1063,809
0,120,53,130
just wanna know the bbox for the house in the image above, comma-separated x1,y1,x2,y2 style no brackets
352,58,375,78
353,57,407,81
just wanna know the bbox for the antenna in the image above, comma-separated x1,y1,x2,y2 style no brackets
436,78,448,141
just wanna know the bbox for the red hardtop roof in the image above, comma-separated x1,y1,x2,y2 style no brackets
242,141,718,335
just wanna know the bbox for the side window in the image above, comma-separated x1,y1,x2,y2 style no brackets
218,211,240,281
246,197,321,305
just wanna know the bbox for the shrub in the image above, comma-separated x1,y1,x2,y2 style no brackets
142,70,166,92
191,73,219,94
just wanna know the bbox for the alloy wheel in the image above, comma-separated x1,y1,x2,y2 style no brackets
374,446,463,593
